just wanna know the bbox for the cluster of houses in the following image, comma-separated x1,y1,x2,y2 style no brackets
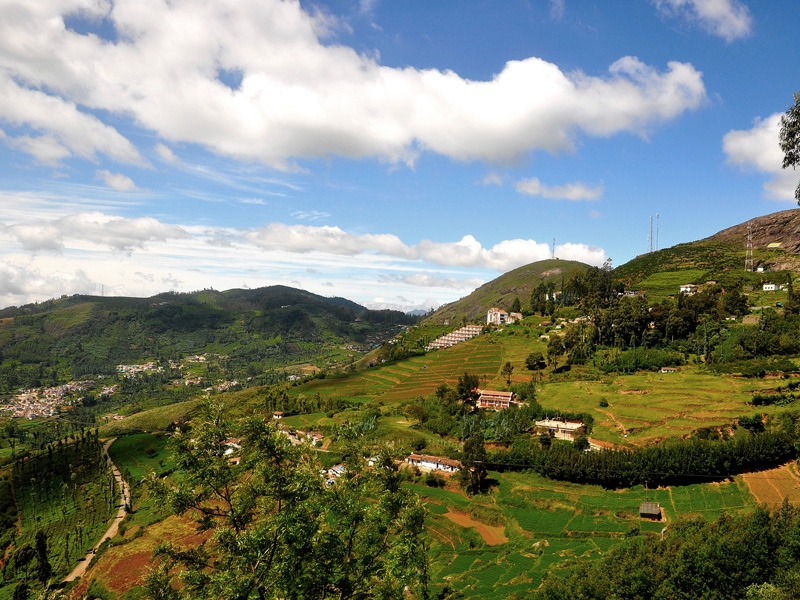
425,324,483,351
2,381,95,419
117,362,162,376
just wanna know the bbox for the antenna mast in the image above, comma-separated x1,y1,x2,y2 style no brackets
552,237,556,260
648,215,654,253
656,213,660,251
745,221,754,272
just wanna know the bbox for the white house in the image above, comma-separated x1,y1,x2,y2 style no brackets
487,307,522,326
535,418,585,442
405,454,462,473
679,284,699,295
476,389,516,410
763,283,777,292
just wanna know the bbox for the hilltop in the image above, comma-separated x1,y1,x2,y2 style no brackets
613,208,800,287
426,259,590,324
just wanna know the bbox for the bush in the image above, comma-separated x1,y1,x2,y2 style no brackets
410,438,427,452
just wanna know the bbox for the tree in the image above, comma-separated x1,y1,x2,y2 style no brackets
500,362,514,386
456,372,481,410
144,400,429,600
34,530,51,587
780,91,800,203
547,336,565,369
459,431,487,495
525,351,546,371
509,297,521,313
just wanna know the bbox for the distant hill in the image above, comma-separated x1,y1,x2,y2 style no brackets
0,285,417,389
613,209,800,288
426,259,590,324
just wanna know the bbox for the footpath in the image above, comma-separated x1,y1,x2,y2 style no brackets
62,438,130,583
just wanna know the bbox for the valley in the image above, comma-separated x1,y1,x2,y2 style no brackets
2,210,800,597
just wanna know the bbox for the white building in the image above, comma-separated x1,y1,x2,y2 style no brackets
405,454,462,473
535,418,585,442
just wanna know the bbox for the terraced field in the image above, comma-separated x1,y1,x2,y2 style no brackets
410,470,760,598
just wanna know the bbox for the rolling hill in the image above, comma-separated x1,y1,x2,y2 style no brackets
426,259,590,324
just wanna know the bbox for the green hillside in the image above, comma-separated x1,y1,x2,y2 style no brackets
0,286,417,392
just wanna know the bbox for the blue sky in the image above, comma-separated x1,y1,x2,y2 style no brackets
1,0,798,311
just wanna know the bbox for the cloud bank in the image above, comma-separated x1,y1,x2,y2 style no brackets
0,0,706,170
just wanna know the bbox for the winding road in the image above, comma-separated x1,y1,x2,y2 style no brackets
63,438,130,583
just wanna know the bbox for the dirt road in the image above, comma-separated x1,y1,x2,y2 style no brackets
63,438,131,583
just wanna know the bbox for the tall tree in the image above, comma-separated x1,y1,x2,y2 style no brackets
144,400,429,600
780,91,800,203
456,372,481,410
501,362,514,386
34,530,51,588
459,430,487,495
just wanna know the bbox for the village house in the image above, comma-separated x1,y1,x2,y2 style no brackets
679,284,699,296
476,389,516,410
763,283,777,292
534,418,586,442
405,454,462,473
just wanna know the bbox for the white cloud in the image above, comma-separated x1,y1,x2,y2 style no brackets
516,177,603,200
0,260,97,304
154,143,180,164
654,0,752,42
291,210,332,221
0,71,143,165
4,212,189,253
481,173,504,187
97,170,137,191
4,134,72,166
247,223,606,271
550,0,566,20
0,1,706,170
722,113,799,200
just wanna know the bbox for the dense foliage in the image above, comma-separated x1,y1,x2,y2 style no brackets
144,401,430,600
488,412,800,489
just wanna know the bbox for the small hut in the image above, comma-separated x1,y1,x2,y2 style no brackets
640,502,661,520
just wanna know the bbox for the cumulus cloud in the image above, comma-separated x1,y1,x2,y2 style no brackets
0,0,705,170
246,223,606,271
723,113,799,200
5,212,189,252
97,170,137,191
516,177,603,200
654,0,752,42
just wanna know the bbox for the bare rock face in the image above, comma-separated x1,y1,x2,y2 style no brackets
708,209,800,253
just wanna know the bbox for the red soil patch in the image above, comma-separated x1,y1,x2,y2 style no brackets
67,514,211,599
742,462,800,506
443,510,508,546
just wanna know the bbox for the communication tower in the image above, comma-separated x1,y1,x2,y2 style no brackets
745,221,754,272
